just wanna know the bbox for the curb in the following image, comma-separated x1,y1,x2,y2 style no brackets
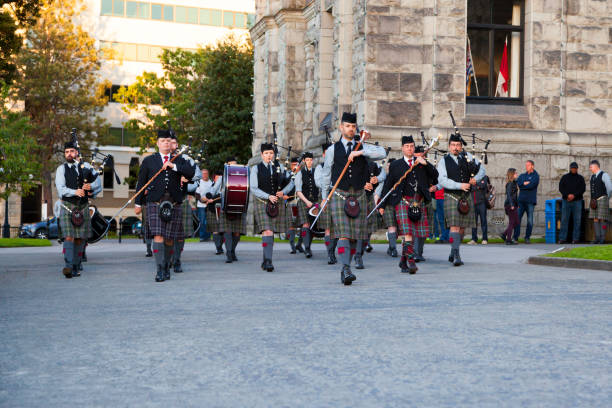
528,256,612,271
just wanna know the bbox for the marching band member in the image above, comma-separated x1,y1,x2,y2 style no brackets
250,143,295,272
318,112,386,285
294,151,317,258
314,142,337,264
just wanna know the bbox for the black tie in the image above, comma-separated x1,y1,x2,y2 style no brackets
347,142,353,156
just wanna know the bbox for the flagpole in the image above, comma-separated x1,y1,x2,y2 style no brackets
468,37,480,96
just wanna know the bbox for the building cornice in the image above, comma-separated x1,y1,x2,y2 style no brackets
250,16,277,41
274,9,305,28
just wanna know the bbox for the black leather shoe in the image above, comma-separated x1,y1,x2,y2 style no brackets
453,249,464,266
155,265,164,282
264,259,274,272
231,251,238,261
387,247,398,258
399,257,409,273
296,243,305,253
63,267,73,279
341,266,355,285
304,248,312,258
215,248,224,255
145,250,153,257
328,251,337,265
415,254,425,263
174,260,183,273
448,250,454,263
365,244,373,253
408,259,418,274
72,265,81,277
355,253,364,269
163,263,171,280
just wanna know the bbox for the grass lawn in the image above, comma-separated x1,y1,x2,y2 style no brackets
544,245,612,261
0,238,52,248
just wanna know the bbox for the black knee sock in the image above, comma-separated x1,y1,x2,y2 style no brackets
337,240,350,266
223,232,233,253
232,234,240,252
153,242,165,266
63,241,74,268
262,235,274,260
164,242,173,265
388,232,397,249
173,240,183,264
213,233,222,250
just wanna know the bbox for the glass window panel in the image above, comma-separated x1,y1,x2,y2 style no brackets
150,46,163,61
175,6,186,23
210,10,222,26
107,128,123,147
199,9,210,25
112,0,124,16
467,0,491,24
234,13,246,28
223,11,234,27
137,2,149,18
247,13,256,28
186,7,197,24
493,1,519,25
163,5,173,21
101,0,113,15
125,1,138,17
124,43,137,60
137,44,149,61
151,4,162,20
467,29,490,97
492,30,520,97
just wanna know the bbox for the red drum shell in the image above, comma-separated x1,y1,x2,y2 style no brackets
222,164,250,214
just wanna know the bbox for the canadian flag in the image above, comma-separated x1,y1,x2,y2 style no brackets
495,36,509,97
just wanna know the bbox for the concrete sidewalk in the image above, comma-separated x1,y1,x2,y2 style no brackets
1,241,610,407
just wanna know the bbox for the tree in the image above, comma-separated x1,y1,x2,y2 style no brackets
0,82,40,201
114,33,253,173
14,0,109,203
0,0,40,84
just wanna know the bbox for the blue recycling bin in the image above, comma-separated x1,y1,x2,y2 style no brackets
545,198,562,243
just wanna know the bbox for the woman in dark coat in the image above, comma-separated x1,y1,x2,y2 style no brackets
501,168,519,245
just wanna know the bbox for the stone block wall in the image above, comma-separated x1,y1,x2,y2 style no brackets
250,0,612,236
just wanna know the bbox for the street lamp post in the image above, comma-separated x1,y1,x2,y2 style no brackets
3,184,10,238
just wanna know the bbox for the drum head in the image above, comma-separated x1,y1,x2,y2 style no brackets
88,208,110,244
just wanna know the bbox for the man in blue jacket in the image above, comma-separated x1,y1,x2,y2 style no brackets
513,160,539,243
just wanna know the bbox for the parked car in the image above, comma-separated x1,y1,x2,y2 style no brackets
19,217,59,239
132,220,142,237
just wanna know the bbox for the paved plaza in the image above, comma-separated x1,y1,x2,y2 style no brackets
1,240,610,407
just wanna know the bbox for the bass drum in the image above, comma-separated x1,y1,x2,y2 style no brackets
222,164,249,214
88,205,110,244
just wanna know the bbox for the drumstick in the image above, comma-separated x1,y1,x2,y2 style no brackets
310,129,371,230
111,147,187,219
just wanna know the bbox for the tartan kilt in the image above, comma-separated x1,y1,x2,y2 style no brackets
146,202,183,241
285,201,301,229
382,205,397,229
254,198,287,233
316,200,332,230
297,200,316,226
206,204,221,232
218,211,247,234
58,201,91,239
329,189,369,240
395,200,429,238
589,196,610,221
142,204,150,239
366,194,383,233
444,192,476,229
425,200,435,236
182,199,194,238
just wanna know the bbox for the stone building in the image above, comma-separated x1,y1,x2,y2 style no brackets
250,0,612,236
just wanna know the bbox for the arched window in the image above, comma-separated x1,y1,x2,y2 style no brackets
467,0,524,103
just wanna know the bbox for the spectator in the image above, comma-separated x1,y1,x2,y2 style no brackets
468,175,492,245
434,187,449,243
195,168,213,242
558,162,586,244
501,168,519,245
513,160,539,244
588,160,612,244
